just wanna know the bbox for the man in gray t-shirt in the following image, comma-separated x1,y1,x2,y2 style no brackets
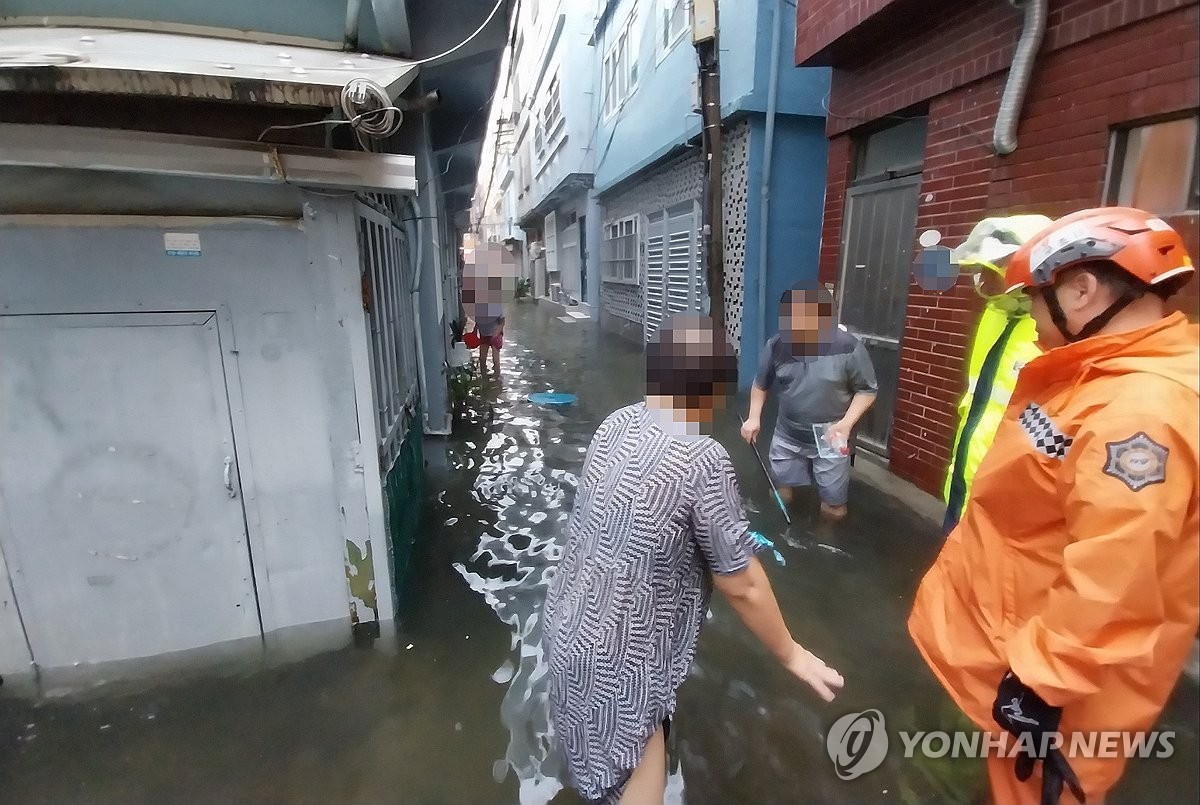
741,285,877,521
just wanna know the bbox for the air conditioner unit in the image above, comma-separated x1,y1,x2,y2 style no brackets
529,241,544,259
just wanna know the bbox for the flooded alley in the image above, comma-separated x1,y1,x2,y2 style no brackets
1,302,1197,805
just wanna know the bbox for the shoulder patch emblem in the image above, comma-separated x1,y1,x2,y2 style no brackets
1103,433,1169,492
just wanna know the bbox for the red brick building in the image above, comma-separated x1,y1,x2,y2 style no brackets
795,0,1199,495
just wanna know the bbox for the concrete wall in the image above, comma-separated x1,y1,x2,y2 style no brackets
515,1,601,219
0,196,389,677
807,0,1199,493
597,120,752,353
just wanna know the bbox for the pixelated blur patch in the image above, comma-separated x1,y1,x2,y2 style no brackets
1103,432,1169,492
912,246,957,292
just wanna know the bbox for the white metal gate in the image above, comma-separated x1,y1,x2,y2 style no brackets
643,201,700,342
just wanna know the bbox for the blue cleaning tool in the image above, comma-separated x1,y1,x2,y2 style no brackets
749,531,786,566
528,392,578,407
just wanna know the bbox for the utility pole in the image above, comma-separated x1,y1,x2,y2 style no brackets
692,0,725,330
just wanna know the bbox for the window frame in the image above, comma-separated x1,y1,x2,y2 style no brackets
601,216,641,285
1103,112,1200,215
603,10,639,120
658,0,690,61
541,74,566,155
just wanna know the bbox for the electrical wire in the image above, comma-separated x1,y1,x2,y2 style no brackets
257,0,510,144
255,104,404,142
408,0,508,67
342,77,401,138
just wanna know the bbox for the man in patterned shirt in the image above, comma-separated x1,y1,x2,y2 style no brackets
544,313,844,804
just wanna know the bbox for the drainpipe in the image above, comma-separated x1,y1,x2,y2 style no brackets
993,0,1047,156
406,194,445,436
757,0,784,351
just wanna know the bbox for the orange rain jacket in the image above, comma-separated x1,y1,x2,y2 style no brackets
910,312,1199,796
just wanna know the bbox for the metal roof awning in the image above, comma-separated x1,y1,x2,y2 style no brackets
0,123,418,194
0,26,419,105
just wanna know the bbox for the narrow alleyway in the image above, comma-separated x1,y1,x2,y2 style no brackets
0,302,1196,804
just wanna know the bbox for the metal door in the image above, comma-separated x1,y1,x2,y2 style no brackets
560,221,581,301
644,211,667,342
0,312,261,669
643,202,699,343
838,175,921,455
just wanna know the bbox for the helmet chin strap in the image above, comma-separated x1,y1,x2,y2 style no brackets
1042,284,1146,343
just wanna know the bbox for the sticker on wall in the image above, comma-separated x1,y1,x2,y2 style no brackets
164,233,201,257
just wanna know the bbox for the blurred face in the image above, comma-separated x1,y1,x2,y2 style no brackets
462,244,517,314
781,297,834,353
644,315,736,431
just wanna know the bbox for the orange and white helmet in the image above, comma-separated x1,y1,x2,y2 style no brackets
1005,207,1193,294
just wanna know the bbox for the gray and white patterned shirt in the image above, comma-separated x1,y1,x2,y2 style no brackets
544,402,756,802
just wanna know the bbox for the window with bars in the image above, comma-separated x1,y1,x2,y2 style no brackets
542,75,565,152
602,217,640,284
603,13,639,118
518,136,532,194
1105,114,1200,214
357,202,420,470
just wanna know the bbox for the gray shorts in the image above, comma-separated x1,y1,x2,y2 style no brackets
768,433,851,506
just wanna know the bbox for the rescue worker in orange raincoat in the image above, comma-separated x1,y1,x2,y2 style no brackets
909,207,1199,805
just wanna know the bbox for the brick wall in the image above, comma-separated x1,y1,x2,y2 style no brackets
794,0,905,64
813,0,1200,494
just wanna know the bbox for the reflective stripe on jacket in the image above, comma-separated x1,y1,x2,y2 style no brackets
942,306,1041,532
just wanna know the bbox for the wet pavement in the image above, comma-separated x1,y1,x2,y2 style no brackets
1,301,1196,804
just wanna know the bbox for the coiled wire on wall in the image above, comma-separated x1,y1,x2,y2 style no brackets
341,77,404,141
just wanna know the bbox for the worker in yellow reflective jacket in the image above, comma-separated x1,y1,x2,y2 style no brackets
941,215,1052,534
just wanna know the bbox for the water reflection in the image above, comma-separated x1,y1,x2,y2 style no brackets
450,347,591,805
0,304,1193,805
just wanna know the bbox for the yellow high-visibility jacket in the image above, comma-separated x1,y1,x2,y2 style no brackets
941,303,1041,532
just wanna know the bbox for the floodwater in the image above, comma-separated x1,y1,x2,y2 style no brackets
1,302,1196,804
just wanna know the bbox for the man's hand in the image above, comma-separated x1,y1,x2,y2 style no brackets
782,643,844,702
992,671,1086,805
741,417,761,445
826,420,852,454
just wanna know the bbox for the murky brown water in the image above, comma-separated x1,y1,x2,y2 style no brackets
1,302,1196,804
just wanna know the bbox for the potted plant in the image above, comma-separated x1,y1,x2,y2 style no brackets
514,277,532,300
447,362,482,422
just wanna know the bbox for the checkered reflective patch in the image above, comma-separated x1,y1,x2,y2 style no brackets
1019,403,1073,459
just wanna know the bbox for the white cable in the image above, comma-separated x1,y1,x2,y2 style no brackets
342,77,402,139
408,0,507,67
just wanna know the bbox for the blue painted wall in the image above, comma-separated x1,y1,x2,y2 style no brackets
592,0,760,191
738,113,830,385
592,0,830,193
743,0,831,118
